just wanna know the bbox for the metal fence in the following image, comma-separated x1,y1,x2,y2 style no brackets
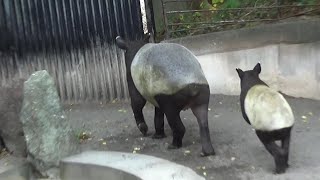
0,0,145,103
162,0,320,39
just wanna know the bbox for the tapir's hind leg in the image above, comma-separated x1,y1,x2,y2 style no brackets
256,131,287,174
281,128,292,169
152,107,166,139
128,82,148,136
164,108,185,149
191,86,215,156
155,95,186,149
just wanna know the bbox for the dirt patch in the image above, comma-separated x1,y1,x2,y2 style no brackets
63,94,320,180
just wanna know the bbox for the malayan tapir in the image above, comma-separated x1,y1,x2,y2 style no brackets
115,35,215,156
236,63,294,174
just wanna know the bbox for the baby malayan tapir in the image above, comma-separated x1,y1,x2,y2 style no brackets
115,35,215,156
236,63,294,174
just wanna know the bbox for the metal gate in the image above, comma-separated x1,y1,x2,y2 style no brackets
0,0,145,103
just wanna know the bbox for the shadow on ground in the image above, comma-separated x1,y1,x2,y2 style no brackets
64,94,320,180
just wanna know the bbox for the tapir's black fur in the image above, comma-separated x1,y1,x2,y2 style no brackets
236,63,293,174
115,35,215,156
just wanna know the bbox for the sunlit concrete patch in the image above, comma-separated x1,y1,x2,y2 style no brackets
60,151,205,180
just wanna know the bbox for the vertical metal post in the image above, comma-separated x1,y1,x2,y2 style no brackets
161,0,170,39
277,0,282,19
144,0,156,42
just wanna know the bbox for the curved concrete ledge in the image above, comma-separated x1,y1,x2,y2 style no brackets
164,18,320,55
60,151,204,180
163,19,320,100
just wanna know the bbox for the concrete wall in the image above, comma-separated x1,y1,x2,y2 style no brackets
165,18,320,100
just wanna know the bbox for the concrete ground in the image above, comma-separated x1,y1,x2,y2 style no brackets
1,94,319,180
63,94,320,180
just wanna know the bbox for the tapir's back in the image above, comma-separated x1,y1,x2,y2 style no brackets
244,85,294,131
131,43,208,106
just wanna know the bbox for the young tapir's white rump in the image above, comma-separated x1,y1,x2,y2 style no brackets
131,43,208,107
245,85,294,131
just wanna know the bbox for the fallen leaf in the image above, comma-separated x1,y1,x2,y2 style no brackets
132,150,137,154
231,157,236,161
118,109,127,113
134,147,141,151
301,115,307,119
208,108,211,111
184,150,191,154
202,166,206,170
203,172,207,176
219,102,222,104
308,112,313,116
125,138,129,141
102,141,107,145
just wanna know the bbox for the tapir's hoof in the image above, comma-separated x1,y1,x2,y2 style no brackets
274,169,286,174
152,133,166,139
167,143,182,149
138,123,148,136
274,166,287,174
200,150,215,157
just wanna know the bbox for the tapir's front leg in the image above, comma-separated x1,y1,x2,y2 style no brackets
0,133,6,150
152,107,166,139
128,80,148,136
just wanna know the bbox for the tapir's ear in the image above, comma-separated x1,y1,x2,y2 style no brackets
253,63,261,74
236,68,244,79
143,33,150,43
115,36,128,50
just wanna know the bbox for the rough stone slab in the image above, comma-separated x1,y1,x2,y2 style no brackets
60,151,205,180
20,70,79,176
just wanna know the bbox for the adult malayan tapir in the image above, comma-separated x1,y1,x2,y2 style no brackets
115,35,215,156
236,63,294,174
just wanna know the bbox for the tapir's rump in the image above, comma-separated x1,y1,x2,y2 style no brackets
131,43,208,106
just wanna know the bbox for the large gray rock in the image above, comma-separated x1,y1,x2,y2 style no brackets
0,78,27,157
20,70,79,176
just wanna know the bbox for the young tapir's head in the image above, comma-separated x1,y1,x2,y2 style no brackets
115,34,150,66
236,63,267,91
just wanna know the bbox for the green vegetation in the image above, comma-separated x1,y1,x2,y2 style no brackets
162,0,320,39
